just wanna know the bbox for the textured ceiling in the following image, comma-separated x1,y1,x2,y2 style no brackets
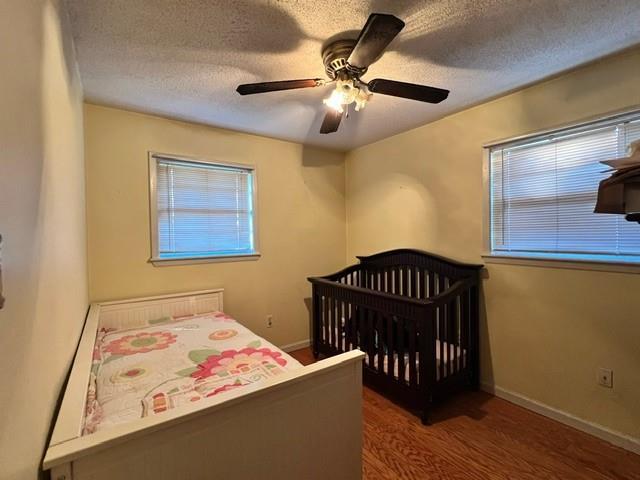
66,0,640,150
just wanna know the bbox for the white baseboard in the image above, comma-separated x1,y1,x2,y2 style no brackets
280,339,310,353
481,382,640,455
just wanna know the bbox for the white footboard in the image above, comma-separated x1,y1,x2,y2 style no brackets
46,350,363,480
44,290,364,480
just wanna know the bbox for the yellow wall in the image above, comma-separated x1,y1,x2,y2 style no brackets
346,48,640,439
84,104,345,347
0,1,88,478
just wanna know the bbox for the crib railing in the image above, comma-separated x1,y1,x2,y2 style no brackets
308,249,482,417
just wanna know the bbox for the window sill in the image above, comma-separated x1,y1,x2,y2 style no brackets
149,253,261,267
482,252,640,274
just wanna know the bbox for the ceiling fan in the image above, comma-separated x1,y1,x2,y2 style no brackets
236,13,450,134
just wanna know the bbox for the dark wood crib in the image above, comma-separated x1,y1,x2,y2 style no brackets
308,249,482,423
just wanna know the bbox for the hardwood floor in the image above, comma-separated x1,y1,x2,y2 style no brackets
289,348,640,480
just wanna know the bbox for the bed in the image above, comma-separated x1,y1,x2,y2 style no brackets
43,289,364,480
308,249,482,423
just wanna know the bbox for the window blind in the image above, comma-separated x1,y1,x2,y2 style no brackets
155,158,255,259
490,112,640,260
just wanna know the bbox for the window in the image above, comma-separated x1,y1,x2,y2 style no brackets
488,110,640,264
149,153,258,264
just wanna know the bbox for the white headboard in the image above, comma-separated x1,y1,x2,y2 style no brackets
97,289,224,330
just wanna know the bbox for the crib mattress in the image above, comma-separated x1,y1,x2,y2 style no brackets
84,311,302,434
369,340,466,382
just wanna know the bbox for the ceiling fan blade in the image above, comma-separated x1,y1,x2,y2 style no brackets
347,13,405,70
236,78,325,95
320,109,344,134
368,78,449,103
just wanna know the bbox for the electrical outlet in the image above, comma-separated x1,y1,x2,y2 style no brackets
597,368,613,388
266,314,273,328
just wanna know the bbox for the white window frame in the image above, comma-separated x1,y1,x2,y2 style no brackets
482,107,640,274
148,151,260,266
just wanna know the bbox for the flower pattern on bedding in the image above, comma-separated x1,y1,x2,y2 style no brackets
83,311,302,434
208,328,238,341
192,347,288,380
104,331,177,356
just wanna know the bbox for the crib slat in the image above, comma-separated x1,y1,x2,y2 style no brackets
422,307,437,394
312,290,320,356
321,295,327,346
367,308,375,367
402,267,409,297
409,267,414,298
470,285,480,388
438,308,445,381
377,313,385,375
359,307,366,363
462,292,468,358
332,298,338,351
451,297,460,374
336,300,346,352
342,300,348,352
448,296,456,377
353,302,359,351
344,300,350,352
461,289,469,370
438,276,447,380
393,267,399,295
458,293,464,373
327,296,334,350
391,267,400,295
397,316,406,386
408,319,417,388
338,300,344,352
327,295,332,348
434,274,439,333
422,269,429,299
412,266,417,298
428,271,436,298
444,278,451,377
386,316,394,381
450,284,456,376
333,296,340,351
337,299,343,351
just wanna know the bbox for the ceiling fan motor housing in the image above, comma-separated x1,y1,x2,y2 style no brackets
322,39,365,79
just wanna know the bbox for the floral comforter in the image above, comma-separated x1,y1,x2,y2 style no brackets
84,311,302,434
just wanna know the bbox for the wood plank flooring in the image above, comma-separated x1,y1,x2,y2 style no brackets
289,348,640,480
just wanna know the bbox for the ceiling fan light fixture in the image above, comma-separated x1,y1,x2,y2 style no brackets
323,88,346,113
323,78,371,113
354,86,371,112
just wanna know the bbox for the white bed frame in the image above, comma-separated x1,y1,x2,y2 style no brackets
44,289,364,480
